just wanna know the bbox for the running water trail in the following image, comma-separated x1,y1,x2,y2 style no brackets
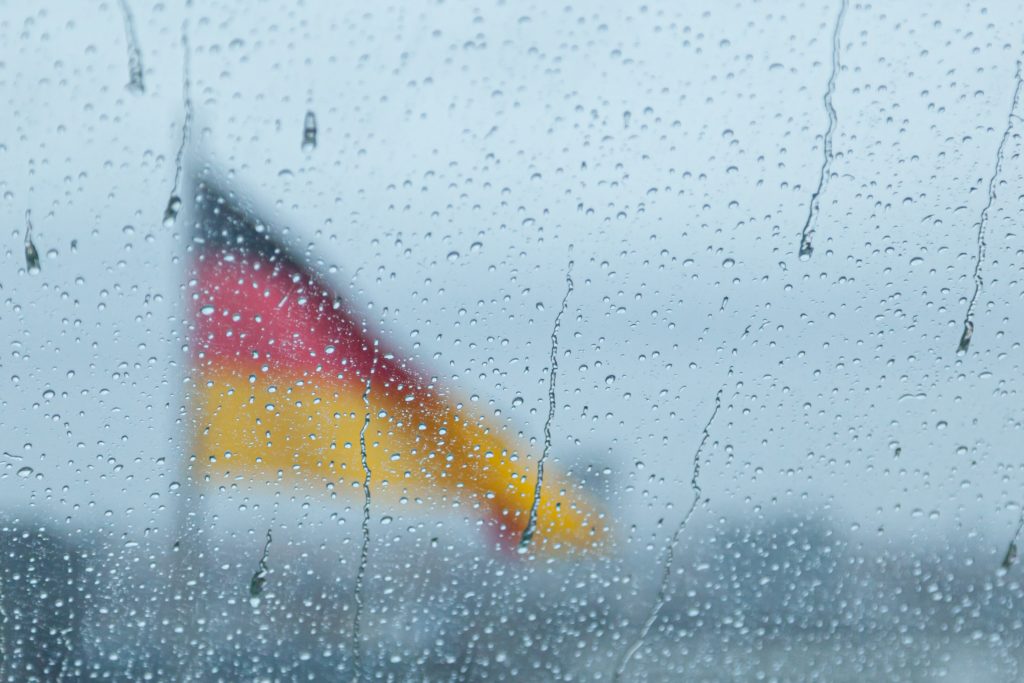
352,341,379,681
0,558,6,683
24,210,40,273
1003,509,1024,570
797,0,847,259
117,0,145,93
519,251,575,552
164,21,192,228
302,110,317,151
959,58,1024,353
612,390,723,682
301,14,316,152
248,529,273,604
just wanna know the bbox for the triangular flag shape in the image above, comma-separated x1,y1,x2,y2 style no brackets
185,171,607,554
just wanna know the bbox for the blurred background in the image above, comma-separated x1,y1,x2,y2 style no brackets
3,0,1024,680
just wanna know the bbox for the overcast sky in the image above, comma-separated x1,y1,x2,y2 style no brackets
3,0,1024,565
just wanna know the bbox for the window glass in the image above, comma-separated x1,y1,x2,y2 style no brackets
3,1,1023,680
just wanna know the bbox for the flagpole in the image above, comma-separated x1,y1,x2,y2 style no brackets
169,160,207,682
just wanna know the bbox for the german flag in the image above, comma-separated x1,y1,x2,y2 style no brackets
185,173,607,554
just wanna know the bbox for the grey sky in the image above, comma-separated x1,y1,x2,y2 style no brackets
2,0,1024,565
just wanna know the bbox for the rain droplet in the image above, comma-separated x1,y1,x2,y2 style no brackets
1004,542,1018,569
119,0,145,93
163,195,182,227
302,110,317,152
24,210,40,273
16,466,33,478
249,529,272,600
957,320,973,353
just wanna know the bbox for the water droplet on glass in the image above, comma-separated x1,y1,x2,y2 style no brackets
24,210,40,273
302,110,317,151
1004,542,1018,569
163,195,182,227
16,466,33,478
249,529,272,600
957,320,973,353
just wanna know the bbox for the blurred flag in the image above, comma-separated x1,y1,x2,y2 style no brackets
185,171,607,554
